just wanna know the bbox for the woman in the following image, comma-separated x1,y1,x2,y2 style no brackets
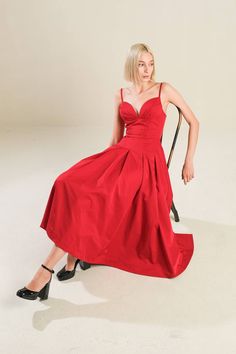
16,43,199,301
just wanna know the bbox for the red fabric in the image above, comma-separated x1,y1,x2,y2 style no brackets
40,85,194,278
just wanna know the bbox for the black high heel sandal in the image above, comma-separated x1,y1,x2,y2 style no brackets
80,261,91,270
56,258,80,281
16,264,55,301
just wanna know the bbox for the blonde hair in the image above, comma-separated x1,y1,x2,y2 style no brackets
124,43,156,84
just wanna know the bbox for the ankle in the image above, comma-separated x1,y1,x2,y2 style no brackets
67,254,76,262
41,264,55,274
36,266,53,280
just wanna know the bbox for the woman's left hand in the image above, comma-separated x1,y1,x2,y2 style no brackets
181,161,194,185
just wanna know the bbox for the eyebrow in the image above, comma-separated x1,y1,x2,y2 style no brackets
138,60,154,63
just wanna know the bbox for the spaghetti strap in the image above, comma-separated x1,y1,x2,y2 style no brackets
120,88,123,102
158,82,163,97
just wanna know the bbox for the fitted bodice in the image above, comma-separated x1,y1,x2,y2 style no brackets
119,95,166,140
116,83,167,154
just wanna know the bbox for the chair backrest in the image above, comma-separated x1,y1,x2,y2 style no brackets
160,105,183,169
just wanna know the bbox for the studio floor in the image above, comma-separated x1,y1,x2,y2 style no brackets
1,123,235,354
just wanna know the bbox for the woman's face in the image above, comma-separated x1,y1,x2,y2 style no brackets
137,51,154,82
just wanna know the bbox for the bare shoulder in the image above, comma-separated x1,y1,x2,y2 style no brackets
161,81,176,93
120,85,134,95
161,81,184,103
114,86,132,104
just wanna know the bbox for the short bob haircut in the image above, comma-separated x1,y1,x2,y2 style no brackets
124,43,156,84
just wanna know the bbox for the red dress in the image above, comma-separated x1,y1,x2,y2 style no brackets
40,82,194,278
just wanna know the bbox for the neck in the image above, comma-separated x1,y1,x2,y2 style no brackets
133,80,156,94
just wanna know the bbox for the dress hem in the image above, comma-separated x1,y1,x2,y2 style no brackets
40,224,194,279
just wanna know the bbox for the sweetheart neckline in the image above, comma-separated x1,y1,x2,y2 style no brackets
119,96,166,117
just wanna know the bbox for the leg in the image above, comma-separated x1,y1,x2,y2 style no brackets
65,253,78,271
25,244,66,292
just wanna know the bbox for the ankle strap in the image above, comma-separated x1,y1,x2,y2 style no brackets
41,264,55,274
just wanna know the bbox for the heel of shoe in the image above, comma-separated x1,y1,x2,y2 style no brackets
80,261,91,270
38,264,54,300
38,278,51,300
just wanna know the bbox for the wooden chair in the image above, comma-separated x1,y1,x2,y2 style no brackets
80,105,183,271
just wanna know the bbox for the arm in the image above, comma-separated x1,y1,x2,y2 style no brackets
108,89,125,147
163,82,200,185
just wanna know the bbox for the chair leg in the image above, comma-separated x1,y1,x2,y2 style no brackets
171,200,180,222
80,261,91,270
